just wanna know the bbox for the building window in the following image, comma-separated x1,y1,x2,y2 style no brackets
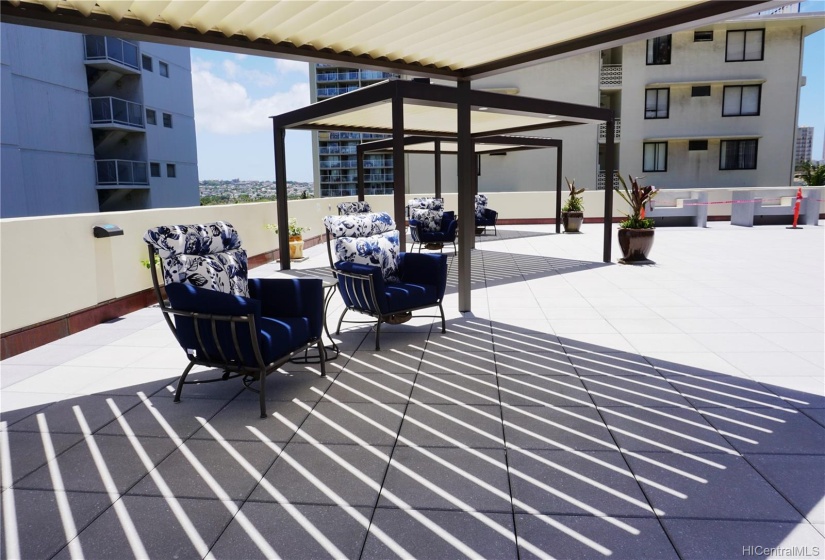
689,140,709,151
159,61,169,77
166,164,176,178
643,142,667,172
694,31,713,42
691,85,711,97
142,55,153,71
646,35,671,65
726,29,764,61
162,113,173,128
720,139,758,170
150,162,161,177
644,88,669,119
146,109,156,125
722,85,761,116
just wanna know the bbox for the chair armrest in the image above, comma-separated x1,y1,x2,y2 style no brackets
483,208,498,221
167,282,261,319
442,217,458,237
398,252,448,300
408,219,423,242
334,261,388,313
248,278,323,337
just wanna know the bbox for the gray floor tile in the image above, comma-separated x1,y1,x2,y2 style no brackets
515,514,679,560
234,370,333,403
0,430,84,489
1,489,111,560
149,371,246,400
661,518,825,560
296,402,405,446
411,372,500,405
599,406,737,453
502,405,616,451
52,495,236,560
582,375,691,407
7,394,142,435
362,508,518,560
498,374,592,407
1,344,96,366
747,454,825,524
16,433,176,493
189,399,310,442
0,401,51,428
699,407,825,454
623,452,803,521
325,370,415,403
803,408,825,429
250,442,389,507
491,330,563,355
430,332,495,352
763,381,825,410
668,374,798,409
378,446,510,512
128,439,278,500
399,404,504,448
419,350,497,375
0,363,53,389
209,502,370,559
343,348,424,373
96,395,228,439
509,449,654,517
496,351,577,377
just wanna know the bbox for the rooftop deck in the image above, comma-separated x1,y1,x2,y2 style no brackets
1,223,823,559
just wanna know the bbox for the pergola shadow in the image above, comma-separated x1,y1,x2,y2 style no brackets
1,316,821,559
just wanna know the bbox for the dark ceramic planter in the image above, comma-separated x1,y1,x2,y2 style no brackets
562,211,584,233
618,228,655,263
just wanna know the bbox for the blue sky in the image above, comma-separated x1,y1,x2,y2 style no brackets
192,2,825,182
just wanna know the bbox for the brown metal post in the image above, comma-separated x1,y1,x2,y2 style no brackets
555,144,563,234
357,148,365,201
457,81,474,312
274,125,290,269
604,117,615,263
392,91,406,247
434,138,442,199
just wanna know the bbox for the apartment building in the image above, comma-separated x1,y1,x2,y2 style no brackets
405,11,823,194
0,24,198,218
795,126,814,165
309,65,398,197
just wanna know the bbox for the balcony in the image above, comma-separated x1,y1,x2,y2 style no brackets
83,35,140,74
317,86,360,98
598,118,621,142
89,97,145,130
95,159,149,186
599,63,622,88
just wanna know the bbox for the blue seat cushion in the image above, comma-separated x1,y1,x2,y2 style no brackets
384,282,439,313
258,316,311,363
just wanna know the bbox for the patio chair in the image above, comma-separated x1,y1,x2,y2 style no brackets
475,194,498,235
143,221,326,418
409,210,458,253
323,212,448,350
337,201,372,215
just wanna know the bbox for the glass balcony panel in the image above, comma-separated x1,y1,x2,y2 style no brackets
86,36,140,70
96,159,149,186
84,35,106,59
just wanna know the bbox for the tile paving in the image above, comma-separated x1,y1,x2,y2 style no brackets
1,223,823,559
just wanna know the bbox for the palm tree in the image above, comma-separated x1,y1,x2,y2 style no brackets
796,161,825,186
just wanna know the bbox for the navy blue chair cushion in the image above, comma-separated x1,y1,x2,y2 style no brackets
249,278,323,338
384,282,439,312
399,253,448,301
476,208,498,226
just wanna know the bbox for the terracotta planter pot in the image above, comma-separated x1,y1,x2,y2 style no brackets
288,236,304,259
562,211,584,233
618,228,655,263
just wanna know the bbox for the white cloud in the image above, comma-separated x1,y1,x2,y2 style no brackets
192,64,309,135
275,59,309,77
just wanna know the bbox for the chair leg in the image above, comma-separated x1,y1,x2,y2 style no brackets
375,318,382,351
259,368,267,418
174,361,196,403
318,340,327,376
438,302,447,333
336,308,349,335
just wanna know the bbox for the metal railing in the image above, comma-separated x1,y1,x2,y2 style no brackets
317,86,360,97
598,118,621,141
319,146,358,155
600,64,622,87
89,97,144,128
84,35,140,70
95,160,149,185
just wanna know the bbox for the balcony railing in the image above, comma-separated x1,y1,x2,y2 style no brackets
95,159,149,186
84,35,140,71
598,118,621,141
319,146,358,155
317,86,360,97
600,64,622,87
89,97,144,128
597,171,620,190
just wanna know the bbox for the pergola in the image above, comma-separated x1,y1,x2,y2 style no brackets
1,0,786,312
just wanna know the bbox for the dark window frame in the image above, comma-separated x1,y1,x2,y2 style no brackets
694,30,713,42
688,140,709,151
643,142,668,172
142,54,153,71
646,35,672,65
159,61,169,77
162,113,173,128
720,139,758,170
166,163,177,178
146,109,156,125
691,85,711,97
644,88,670,119
722,84,762,117
150,162,161,177
725,29,765,62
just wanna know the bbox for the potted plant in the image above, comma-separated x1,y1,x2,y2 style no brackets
561,177,585,233
266,218,310,259
615,174,659,263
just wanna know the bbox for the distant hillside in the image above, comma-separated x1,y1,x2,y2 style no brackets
199,179,313,205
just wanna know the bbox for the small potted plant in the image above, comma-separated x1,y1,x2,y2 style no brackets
615,174,659,263
266,218,310,259
562,177,585,233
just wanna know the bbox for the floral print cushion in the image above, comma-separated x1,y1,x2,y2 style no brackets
143,222,241,259
337,201,372,215
474,194,489,219
409,197,443,211
323,212,396,239
334,230,400,282
410,208,442,232
163,248,249,297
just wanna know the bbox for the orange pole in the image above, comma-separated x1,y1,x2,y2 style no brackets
792,187,802,228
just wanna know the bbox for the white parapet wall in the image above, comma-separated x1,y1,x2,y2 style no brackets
1,187,823,335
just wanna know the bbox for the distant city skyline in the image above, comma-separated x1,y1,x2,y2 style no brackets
191,1,825,182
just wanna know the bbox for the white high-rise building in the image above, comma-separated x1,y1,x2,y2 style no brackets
1,24,199,218
795,126,814,165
